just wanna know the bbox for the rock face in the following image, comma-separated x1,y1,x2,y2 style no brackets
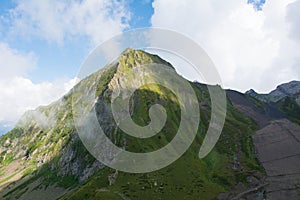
253,119,300,200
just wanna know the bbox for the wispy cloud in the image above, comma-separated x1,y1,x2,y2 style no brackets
5,0,131,45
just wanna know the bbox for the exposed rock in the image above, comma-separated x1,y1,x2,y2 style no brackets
246,80,300,103
108,170,118,186
216,192,229,200
246,176,260,187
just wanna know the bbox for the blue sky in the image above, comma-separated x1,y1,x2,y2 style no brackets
0,0,155,134
0,0,266,84
248,0,266,10
0,0,299,134
0,0,154,83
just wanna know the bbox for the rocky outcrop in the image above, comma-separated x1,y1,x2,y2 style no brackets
246,80,300,103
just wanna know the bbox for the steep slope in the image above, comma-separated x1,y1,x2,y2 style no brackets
0,49,263,200
253,119,300,200
245,81,300,125
275,96,300,125
227,85,300,200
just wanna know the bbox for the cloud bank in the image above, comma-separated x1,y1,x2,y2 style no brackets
0,43,79,131
151,0,300,93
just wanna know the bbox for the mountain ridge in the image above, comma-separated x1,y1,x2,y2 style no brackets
246,80,300,103
0,48,298,199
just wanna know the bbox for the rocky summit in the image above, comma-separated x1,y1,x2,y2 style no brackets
246,80,300,103
0,49,299,200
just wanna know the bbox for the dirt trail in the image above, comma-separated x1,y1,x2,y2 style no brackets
0,159,26,188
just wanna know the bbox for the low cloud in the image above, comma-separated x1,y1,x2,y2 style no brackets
0,42,78,132
18,109,56,130
0,75,78,133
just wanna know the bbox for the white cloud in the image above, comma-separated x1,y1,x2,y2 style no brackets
151,0,300,93
0,75,79,127
0,43,79,132
0,42,37,80
287,0,300,41
7,0,130,45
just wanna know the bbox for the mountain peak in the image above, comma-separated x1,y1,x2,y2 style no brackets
246,80,300,103
275,80,300,96
117,48,173,70
245,89,257,95
121,47,137,55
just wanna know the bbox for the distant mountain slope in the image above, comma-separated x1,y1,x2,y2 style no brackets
244,81,300,125
0,49,274,200
227,83,300,200
226,90,286,128
246,80,300,104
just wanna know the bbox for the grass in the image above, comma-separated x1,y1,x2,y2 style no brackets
63,82,262,200
96,65,118,97
1,152,14,165
21,167,35,179
245,94,264,109
277,96,300,125
0,49,265,200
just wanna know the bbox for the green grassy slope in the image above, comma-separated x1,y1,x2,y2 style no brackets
64,82,262,200
276,96,300,125
0,49,263,200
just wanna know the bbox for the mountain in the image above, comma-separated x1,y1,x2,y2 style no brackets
0,49,298,200
246,80,300,104
245,81,300,125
